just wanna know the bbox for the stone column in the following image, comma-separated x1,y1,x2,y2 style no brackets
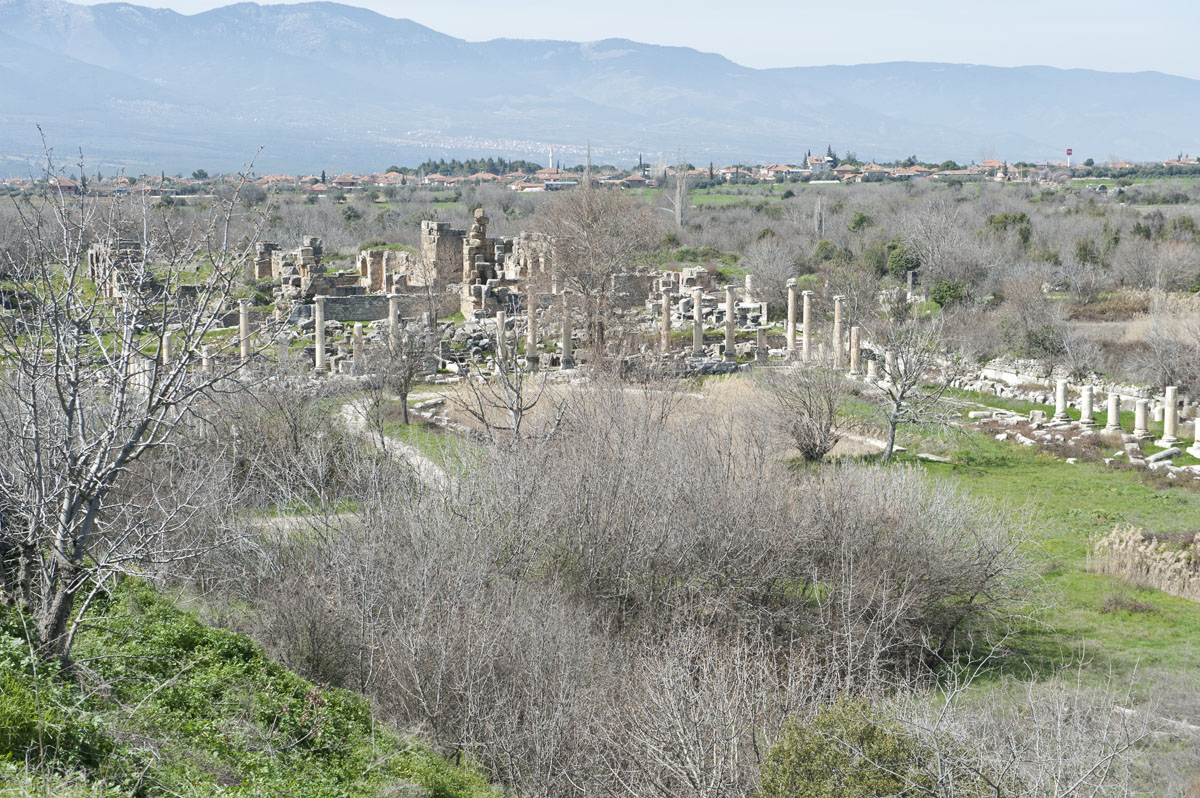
388,294,401,345
1156,386,1179,447
866,356,878,382
1103,392,1122,433
161,329,173,365
660,292,672,354
526,295,539,371
1053,379,1070,422
495,310,507,363
561,301,574,369
884,350,895,385
314,296,327,372
201,345,212,374
724,285,737,362
906,269,915,301
848,325,862,377
238,299,251,364
831,295,844,369
278,335,289,367
801,290,812,362
755,326,768,362
692,287,704,356
1079,385,1096,427
1133,399,1151,440
352,323,364,373
786,279,797,356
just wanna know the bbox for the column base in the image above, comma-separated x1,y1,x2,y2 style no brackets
1052,413,1071,422
1132,430,1152,441
1187,444,1200,459
1155,436,1180,448
561,356,575,370
1102,424,1122,434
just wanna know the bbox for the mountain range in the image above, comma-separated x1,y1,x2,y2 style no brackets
1,0,1198,175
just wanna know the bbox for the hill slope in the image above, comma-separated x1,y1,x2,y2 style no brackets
1,0,1197,172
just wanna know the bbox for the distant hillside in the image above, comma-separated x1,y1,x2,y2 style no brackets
1,0,1198,174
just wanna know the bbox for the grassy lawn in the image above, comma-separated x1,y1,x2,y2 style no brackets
900,434,1200,681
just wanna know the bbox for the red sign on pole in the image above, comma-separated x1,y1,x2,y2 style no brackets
1066,148,1073,156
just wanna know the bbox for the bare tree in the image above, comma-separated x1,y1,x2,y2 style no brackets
870,314,961,462
760,365,853,461
0,154,266,663
661,152,690,232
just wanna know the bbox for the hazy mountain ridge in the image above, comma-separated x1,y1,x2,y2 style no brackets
1,0,1197,173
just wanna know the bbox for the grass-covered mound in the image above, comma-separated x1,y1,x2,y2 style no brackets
0,580,498,797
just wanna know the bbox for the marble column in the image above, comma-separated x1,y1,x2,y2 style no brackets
786,279,797,356
495,310,507,363
755,326,768,362
1079,385,1096,427
314,296,327,372
352,323,364,373
831,296,845,368
1053,379,1070,422
161,329,173,365
561,301,574,369
388,294,401,345
884,350,895,385
1133,398,1151,440
1103,392,1122,433
201,344,212,374
238,299,251,364
1156,386,1179,447
848,325,862,377
724,285,737,362
526,295,539,371
866,356,878,382
801,290,812,362
692,287,704,356
660,292,672,354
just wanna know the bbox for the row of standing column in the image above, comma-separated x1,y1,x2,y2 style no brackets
1055,379,1188,449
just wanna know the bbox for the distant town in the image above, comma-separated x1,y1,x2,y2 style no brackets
7,151,1200,197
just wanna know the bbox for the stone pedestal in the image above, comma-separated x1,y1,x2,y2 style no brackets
1103,392,1122,433
1156,386,1179,447
1133,399,1151,440
848,325,861,377
692,287,704,356
314,296,327,372
866,357,878,382
786,279,797,356
724,286,737,362
1078,385,1096,427
801,290,812,362
1053,379,1070,422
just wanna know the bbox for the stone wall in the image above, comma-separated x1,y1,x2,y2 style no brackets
420,221,465,283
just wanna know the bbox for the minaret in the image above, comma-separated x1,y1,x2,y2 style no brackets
548,145,553,172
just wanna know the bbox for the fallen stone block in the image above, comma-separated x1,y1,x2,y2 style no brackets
1147,447,1180,464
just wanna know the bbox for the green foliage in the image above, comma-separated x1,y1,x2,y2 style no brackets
930,279,967,307
886,242,919,279
341,205,363,223
759,699,939,798
1,581,498,798
191,169,208,180
985,211,1029,234
847,211,873,232
812,239,839,263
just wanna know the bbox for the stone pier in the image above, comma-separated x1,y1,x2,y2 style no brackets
692,287,704,356
561,301,575,369
495,310,507,363
660,292,672,354
314,296,327,372
1053,379,1070,422
1156,386,1179,447
388,294,401,345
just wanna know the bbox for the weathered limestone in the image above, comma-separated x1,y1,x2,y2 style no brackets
526,296,539,371
660,292,672,354
866,356,878,381
352,323,364,373
314,296,327,372
692,287,704,356
1079,385,1096,427
1104,393,1122,433
1053,379,1070,422
1156,386,1179,447
201,345,212,374
848,325,861,377
278,336,289,366
884,350,895,384
238,299,251,364
831,295,845,368
724,285,736,362
786,279,797,355
161,329,173,365
495,310,507,363
801,290,812,361
755,326,768,362
561,301,574,369
1133,399,1151,440
388,294,401,344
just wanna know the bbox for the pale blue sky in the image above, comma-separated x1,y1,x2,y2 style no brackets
79,0,1200,78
